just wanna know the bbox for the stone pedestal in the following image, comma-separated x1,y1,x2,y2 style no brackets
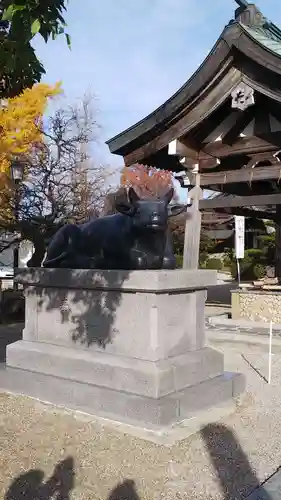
5,268,244,429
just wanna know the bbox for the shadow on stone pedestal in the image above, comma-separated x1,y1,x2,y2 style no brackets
4,268,245,433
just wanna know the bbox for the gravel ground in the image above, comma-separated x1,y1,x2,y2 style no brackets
1,342,281,500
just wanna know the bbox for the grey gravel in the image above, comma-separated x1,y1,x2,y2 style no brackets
1,341,281,499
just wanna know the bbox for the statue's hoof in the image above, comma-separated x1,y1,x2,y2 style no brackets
162,256,176,269
133,256,147,270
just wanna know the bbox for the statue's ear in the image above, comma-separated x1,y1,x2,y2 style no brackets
128,187,140,206
164,188,174,205
115,191,135,216
168,204,186,217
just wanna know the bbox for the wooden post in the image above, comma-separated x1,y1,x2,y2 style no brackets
183,164,203,269
275,205,281,281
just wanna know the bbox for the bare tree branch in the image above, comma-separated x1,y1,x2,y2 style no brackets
0,93,114,265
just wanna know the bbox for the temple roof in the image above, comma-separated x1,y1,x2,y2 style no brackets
106,1,281,166
241,23,281,57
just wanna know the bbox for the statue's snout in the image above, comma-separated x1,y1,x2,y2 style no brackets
151,212,162,223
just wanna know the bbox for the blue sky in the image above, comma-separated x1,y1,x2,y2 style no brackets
33,0,281,170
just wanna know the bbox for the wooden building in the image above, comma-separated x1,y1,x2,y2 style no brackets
202,208,268,251
107,0,281,275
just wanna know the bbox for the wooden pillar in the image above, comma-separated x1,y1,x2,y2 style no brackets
275,205,281,280
183,165,203,269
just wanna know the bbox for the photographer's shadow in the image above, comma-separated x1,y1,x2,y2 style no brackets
4,457,75,500
201,424,273,500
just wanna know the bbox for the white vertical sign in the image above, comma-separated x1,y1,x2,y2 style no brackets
235,216,245,259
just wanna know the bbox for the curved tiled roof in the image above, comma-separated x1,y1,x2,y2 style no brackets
240,22,281,58
234,0,281,57
107,1,281,157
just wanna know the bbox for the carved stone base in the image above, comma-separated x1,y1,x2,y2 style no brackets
5,268,245,431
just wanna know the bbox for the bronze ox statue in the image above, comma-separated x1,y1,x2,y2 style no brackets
43,187,185,270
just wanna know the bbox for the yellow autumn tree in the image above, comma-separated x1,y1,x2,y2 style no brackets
0,82,62,175
0,82,62,222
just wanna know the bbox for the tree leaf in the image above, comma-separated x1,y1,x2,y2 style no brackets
31,19,41,36
1,1,70,98
2,4,26,20
11,4,26,13
57,27,65,35
2,5,15,21
65,33,71,49
14,4,26,10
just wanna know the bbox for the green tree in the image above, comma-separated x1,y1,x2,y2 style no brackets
168,213,185,256
0,0,70,97
168,214,215,267
199,231,215,267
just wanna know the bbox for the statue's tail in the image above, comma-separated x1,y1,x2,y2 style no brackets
42,251,70,268
42,224,80,268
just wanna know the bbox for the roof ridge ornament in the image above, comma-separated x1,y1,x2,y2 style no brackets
234,0,248,20
235,0,248,7
234,1,265,26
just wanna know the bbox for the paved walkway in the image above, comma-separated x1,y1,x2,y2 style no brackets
247,469,281,499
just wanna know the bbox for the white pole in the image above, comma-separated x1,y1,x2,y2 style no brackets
268,320,273,385
237,259,241,287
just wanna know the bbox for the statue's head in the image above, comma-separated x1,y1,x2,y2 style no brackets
115,187,185,231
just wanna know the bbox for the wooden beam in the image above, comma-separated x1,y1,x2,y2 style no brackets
199,193,281,210
219,207,276,220
169,139,220,168
190,102,232,145
199,135,280,160
254,106,271,136
245,152,279,169
208,179,279,197
176,138,221,169
222,106,255,145
183,186,203,269
202,214,233,224
168,139,198,159
267,103,281,130
199,158,221,169
189,162,281,186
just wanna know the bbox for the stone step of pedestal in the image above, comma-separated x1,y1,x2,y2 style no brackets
3,268,245,437
6,340,224,398
0,364,245,430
